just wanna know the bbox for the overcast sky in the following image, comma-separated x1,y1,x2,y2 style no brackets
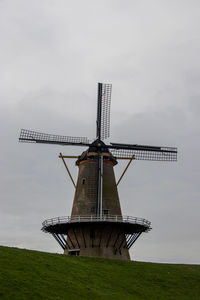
0,0,200,264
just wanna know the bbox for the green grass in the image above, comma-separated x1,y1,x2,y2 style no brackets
0,246,199,299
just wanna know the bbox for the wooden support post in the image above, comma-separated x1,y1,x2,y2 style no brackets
81,228,87,248
106,228,113,248
67,232,75,249
124,234,132,249
98,228,103,248
59,155,78,159
118,235,127,251
73,228,80,249
113,232,120,247
59,152,76,189
52,233,65,250
60,234,71,249
127,232,142,249
117,155,135,186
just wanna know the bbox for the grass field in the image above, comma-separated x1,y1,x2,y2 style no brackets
0,246,199,299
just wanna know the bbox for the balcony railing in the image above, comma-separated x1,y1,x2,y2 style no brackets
42,215,151,228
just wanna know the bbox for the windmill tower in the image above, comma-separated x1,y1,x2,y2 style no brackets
19,83,177,260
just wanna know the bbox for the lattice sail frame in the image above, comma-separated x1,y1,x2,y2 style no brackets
110,147,177,161
100,83,112,140
19,129,89,144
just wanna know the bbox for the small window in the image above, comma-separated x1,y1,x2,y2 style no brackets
82,178,86,185
68,249,80,256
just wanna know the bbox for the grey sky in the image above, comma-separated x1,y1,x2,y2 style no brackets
0,0,200,263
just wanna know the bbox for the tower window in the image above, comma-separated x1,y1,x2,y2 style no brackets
68,249,80,256
82,178,86,185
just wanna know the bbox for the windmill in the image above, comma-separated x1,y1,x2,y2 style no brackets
19,83,177,260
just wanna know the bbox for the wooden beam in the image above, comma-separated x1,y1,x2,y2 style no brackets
59,155,78,159
117,155,135,186
59,153,76,189
58,155,133,160
116,156,135,160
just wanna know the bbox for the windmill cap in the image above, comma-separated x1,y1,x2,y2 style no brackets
76,140,117,166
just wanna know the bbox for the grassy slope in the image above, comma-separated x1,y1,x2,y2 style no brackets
0,246,199,300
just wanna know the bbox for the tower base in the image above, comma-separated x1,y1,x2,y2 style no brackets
63,223,130,260
42,215,151,260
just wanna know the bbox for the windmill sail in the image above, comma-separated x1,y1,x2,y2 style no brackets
96,83,112,140
19,129,89,146
109,143,177,161
96,83,112,218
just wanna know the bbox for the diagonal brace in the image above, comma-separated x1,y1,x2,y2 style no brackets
117,155,135,186
59,152,76,189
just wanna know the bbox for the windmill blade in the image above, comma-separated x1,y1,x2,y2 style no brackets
96,83,112,140
109,143,177,161
19,129,90,147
